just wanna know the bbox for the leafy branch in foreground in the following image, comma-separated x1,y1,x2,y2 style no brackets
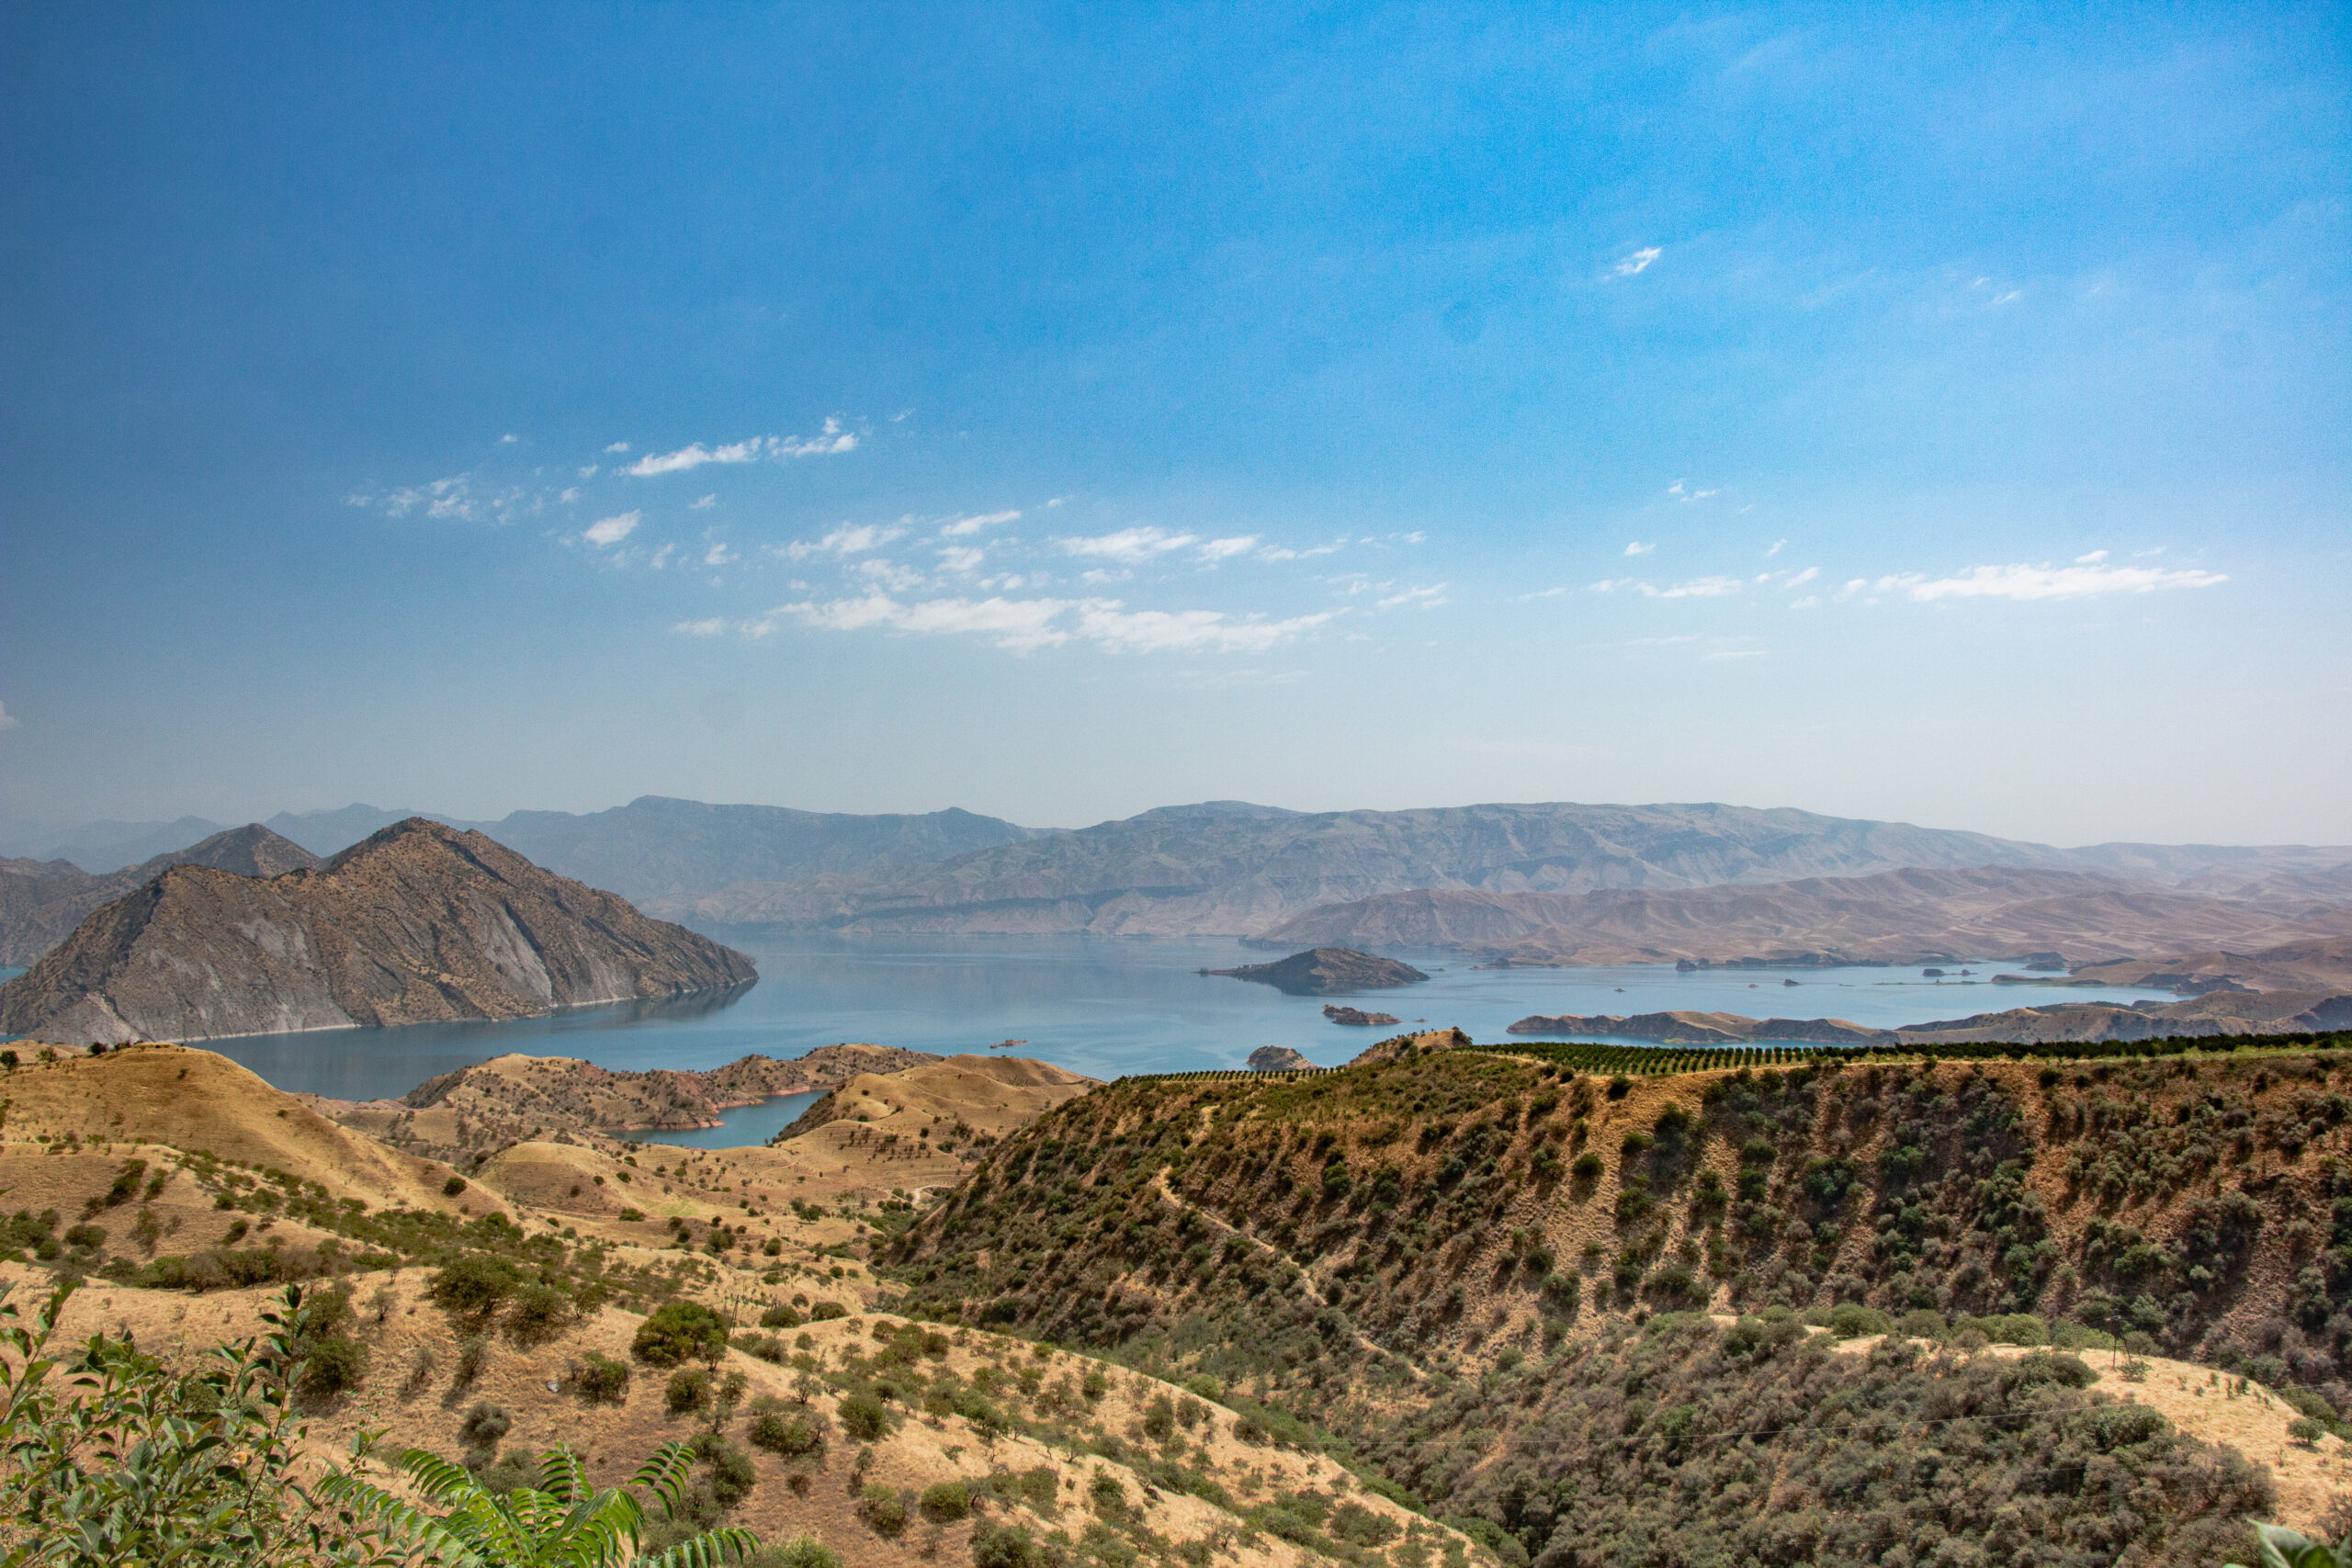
2233,1522,2349,1568
0,1278,763,1567
321,1439,760,1568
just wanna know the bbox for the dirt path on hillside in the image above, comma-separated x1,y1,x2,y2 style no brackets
1145,1170,1430,1381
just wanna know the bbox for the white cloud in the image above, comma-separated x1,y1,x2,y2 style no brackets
1613,247,1662,276
577,465,598,479
1589,578,1637,592
704,542,735,567
1904,560,2227,602
1790,595,1822,610
604,442,631,453
559,487,582,504
1081,569,1133,584
939,509,1021,536
582,511,641,547
692,494,717,510
1781,567,1819,589
0,700,17,733
673,618,728,637
2075,549,2108,564
1767,538,1786,557
1653,576,1743,599
1196,536,1260,564
1058,526,1199,562
650,543,676,570
499,434,519,445
626,438,766,476
784,522,907,560
1705,649,1767,660
854,558,927,592
767,592,1336,655
770,418,860,458
1623,541,1655,557
1376,583,1449,610
938,546,987,572
627,420,858,477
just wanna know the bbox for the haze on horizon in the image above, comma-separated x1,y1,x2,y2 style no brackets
2,6,2346,850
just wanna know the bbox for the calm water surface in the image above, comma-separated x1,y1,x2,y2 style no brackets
66,934,2179,1141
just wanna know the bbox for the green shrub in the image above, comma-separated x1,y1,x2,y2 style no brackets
503,1281,573,1347
856,1483,910,1537
668,1368,713,1415
761,1303,804,1328
922,1481,972,1522
2290,1416,2327,1447
750,1405,827,1458
754,1536,843,1568
1820,1303,1892,1340
839,1392,890,1441
458,1401,511,1450
575,1351,630,1404
442,1175,468,1197
695,1433,759,1508
1571,1152,1604,1181
634,1299,729,1367
971,1524,1043,1568
425,1255,521,1320
808,1300,848,1321
296,1335,368,1398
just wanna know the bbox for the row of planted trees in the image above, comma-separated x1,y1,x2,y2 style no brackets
0,1280,766,1567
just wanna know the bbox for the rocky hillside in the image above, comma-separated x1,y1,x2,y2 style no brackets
0,818,753,1043
669,800,2121,937
887,1032,2352,1563
1208,948,1430,996
1252,865,2352,970
311,1043,939,1164
0,823,321,964
1502,989,2352,1045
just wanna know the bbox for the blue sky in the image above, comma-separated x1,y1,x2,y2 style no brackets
2,4,2346,846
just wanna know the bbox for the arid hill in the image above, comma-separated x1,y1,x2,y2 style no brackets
1252,865,2352,970
0,823,322,965
1502,988,2352,1045
0,818,753,1043
888,1034,2352,1562
1207,947,1430,996
2064,937,2352,995
310,1043,939,1165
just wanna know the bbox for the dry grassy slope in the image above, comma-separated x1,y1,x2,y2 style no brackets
0,1043,465,1213
308,1043,949,1167
891,1044,2352,1413
9,1266,1477,1568
1823,1332,2352,1533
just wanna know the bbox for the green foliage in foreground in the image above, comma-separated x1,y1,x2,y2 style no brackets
2234,1523,2350,1568
0,1279,764,1566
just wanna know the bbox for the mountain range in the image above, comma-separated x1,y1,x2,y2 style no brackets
6,795,2349,976
0,823,323,965
0,818,752,1043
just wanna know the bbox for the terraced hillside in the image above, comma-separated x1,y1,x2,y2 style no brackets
888,1032,2352,1566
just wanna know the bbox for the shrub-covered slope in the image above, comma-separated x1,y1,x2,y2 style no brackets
887,1041,2352,1564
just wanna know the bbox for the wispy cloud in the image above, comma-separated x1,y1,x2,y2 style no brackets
604,442,631,454
1613,246,1662,277
703,542,735,567
1376,583,1449,610
939,510,1021,537
582,511,640,547
1058,526,1198,562
627,420,858,477
349,472,540,525
763,592,1337,655
1196,536,1260,564
673,618,728,637
937,546,987,572
1623,540,1655,557
691,494,717,510
1767,538,1786,557
0,700,17,733
1593,575,1743,599
784,522,906,560
1902,559,2227,602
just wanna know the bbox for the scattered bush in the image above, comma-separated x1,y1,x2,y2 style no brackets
458,1402,512,1450
921,1481,972,1522
749,1404,827,1458
838,1391,890,1441
855,1482,910,1537
442,1176,468,1197
575,1351,630,1404
667,1368,713,1415
633,1299,729,1367
761,1303,804,1329
425,1255,521,1321
971,1524,1044,1568
753,1537,842,1568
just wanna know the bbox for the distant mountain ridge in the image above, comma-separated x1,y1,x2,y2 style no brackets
0,818,753,1043
668,799,2349,939
1252,864,2352,969
0,825,322,965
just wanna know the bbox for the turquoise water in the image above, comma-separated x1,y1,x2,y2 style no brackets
630,1089,826,1149
59,935,2178,1135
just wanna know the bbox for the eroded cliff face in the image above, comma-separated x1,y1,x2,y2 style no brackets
0,818,753,1043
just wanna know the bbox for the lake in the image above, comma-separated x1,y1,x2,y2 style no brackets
40,934,2178,1142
